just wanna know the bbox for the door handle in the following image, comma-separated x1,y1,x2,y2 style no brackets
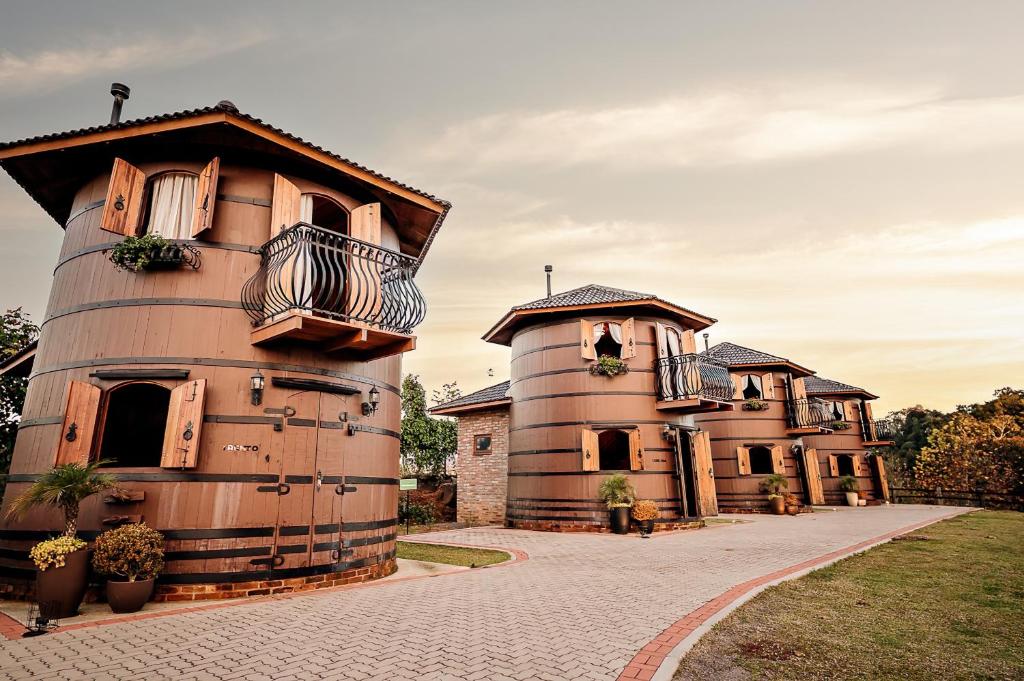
315,470,323,491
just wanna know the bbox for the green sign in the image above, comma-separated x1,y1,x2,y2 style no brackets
399,478,418,491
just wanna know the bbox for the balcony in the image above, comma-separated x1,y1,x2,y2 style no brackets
863,417,897,446
241,223,426,359
785,398,833,435
655,354,735,413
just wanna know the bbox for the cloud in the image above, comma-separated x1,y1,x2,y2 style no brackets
419,86,1024,170
0,30,268,95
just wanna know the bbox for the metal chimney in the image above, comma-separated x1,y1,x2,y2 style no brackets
544,265,553,298
702,332,710,353
109,83,130,124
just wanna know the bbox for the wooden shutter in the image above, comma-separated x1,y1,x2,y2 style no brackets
863,401,878,440
872,455,891,501
190,157,220,238
770,445,785,474
620,318,636,359
655,323,669,358
803,448,824,505
628,428,644,470
55,381,102,465
680,329,697,354
791,376,807,400
580,320,596,360
271,174,301,238
581,428,599,471
761,373,775,399
100,158,146,235
692,431,718,517
161,379,207,469
350,203,382,245
736,446,751,475
828,454,839,477
731,373,744,399
843,400,856,421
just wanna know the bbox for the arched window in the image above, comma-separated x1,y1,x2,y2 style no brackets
593,322,623,358
99,383,171,467
829,401,845,420
837,454,856,477
300,193,348,233
748,445,773,475
742,374,764,400
143,172,199,239
598,429,631,470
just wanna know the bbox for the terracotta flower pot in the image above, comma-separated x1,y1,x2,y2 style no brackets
35,547,89,619
769,496,786,515
106,578,155,614
785,504,800,516
609,506,631,534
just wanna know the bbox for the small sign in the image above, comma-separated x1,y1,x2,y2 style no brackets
399,478,418,491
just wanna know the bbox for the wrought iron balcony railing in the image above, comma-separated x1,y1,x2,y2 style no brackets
241,223,426,334
655,354,734,403
786,397,832,430
864,418,897,442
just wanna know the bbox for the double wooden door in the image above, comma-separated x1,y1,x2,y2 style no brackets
673,428,718,518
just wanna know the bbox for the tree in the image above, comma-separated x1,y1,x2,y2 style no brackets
5,461,117,537
399,375,460,477
880,405,947,485
0,308,38,494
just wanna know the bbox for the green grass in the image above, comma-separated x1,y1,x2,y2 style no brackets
675,511,1024,681
396,541,510,568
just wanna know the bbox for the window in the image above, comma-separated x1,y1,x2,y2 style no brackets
829,401,845,420
593,322,623,358
598,429,632,470
742,374,764,400
300,193,348,233
837,454,856,477
748,445,774,475
143,172,198,239
99,383,172,467
474,435,492,454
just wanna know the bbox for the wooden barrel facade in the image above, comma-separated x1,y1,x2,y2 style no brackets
694,372,809,512
506,316,696,531
803,403,884,505
0,161,406,598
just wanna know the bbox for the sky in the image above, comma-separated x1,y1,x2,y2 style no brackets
1,1,1022,414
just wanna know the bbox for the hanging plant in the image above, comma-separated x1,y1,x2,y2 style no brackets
743,398,769,411
830,420,852,430
590,354,629,377
109,235,201,272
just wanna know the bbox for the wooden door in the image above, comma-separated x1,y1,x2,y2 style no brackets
691,430,718,517
872,455,891,502
272,391,321,572
311,394,346,565
802,448,825,505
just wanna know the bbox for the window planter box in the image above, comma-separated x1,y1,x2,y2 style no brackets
110,242,201,272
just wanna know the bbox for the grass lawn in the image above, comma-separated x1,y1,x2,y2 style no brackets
675,510,1024,681
396,541,509,568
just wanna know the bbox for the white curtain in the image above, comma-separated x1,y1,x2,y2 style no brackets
146,173,196,239
745,374,763,398
666,328,681,356
300,194,314,223
608,322,622,343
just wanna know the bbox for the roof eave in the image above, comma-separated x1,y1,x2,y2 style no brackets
726,361,815,378
429,398,512,416
809,388,879,400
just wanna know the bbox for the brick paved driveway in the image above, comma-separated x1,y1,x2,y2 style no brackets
0,505,965,681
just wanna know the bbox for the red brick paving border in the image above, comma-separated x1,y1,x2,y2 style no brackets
0,540,528,641
616,509,971,681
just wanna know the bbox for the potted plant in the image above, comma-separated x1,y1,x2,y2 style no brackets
742,398,769,411
759,473,788,515
109,234,185,272
5,461,116,617
784,493,801,515
589,354,629,377
92,523,165,613
839,475,859,506
598,474,635,534
631,500,658,537
830,420,851,430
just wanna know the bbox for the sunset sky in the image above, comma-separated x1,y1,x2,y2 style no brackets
1,2,1021,414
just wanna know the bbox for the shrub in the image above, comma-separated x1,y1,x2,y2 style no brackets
399,499,437,526
29,536,86,571
830,420,852,430
92,523,165,582
759,473,788,498
743,398,769,411
631,499,659,521
109,234,173,272
598,474,636,509
838,475,859,492
590,355,629,377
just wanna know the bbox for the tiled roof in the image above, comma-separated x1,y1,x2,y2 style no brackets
431,381,511,413
512,284,656,311
703,342,789,365
0,102,449,209
804,376,865,394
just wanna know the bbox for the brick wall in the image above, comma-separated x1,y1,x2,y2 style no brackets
454,409,510,525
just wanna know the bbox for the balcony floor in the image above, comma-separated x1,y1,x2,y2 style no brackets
655,397,735,414
863,440,896,447
251,312,415,360
786,426,833,436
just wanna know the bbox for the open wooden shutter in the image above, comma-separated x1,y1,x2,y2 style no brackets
620,318,636,359
581,428,599,471
580,320,596,360
628,428,644,470
731,373,744,399
350,203,382,245
190,157,220,238
770,445,786,474
271,174,301,238
161,379,207,469
854,454,866,476
761,373,775,399
843,400,857,421
828,454,839,477
736,446,751,475
692,431,718,517
55,381,102,465
655,323,669,359
791,376,808,400
100,158,146,235
803,448,824,505
863,401,878,440
872,455,891,501
680,329,697,354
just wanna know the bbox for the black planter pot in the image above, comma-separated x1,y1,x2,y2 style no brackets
106,578,155,614
610,506,630,534
638,519,655,537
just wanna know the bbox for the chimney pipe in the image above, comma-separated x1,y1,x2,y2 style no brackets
109,83,130,125
702,332,710,353
544,265,553,298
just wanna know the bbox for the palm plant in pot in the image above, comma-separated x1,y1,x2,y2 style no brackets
759,473,789,515
92,523,165,613
598,474,635,534
5,461,116,617
839,475,859,506
631,499,658,537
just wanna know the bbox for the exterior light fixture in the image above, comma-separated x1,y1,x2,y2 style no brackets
362,386,380,416
250,370,265,406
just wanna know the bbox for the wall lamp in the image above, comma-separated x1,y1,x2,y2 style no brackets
361,386,380,416
250,370,265,406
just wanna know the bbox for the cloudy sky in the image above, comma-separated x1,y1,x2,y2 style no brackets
1,1,1022,413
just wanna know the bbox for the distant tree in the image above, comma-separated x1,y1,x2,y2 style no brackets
0,308,39,495
399,375,460,478
880,405,947,485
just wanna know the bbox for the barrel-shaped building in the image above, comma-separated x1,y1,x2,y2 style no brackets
0,100,449,599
